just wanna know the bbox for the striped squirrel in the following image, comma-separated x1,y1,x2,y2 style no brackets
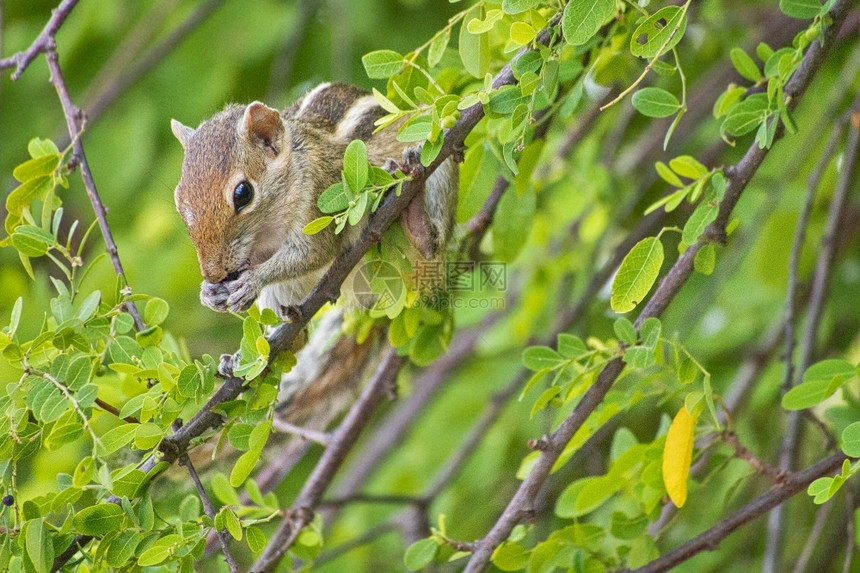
170,82,458,318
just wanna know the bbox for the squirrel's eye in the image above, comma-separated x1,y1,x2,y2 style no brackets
233,181,254,213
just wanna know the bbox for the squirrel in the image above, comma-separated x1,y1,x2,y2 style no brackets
170,82,458,317
171,84,459,476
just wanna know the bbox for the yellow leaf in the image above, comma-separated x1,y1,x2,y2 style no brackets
662,405,696,507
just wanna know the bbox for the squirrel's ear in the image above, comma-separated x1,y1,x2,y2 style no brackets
171,120,195,149
240,102,283,154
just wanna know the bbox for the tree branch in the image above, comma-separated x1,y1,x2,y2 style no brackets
624,453,847,573
44,41,145,330
179,453,239,573
722,431,787,484
0,0,79,79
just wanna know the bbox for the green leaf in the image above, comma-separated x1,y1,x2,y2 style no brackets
144,297,169,326
492,541,530,571
730,47,762,82
428,28,450,67
105,530,140,567
782,359,856,410
669,155,708,179
611,237,665,313
318,182,351,213
342,139,369,192
230,449,261,487
842,422,860,457
114,312,134,334
695,243,716,275
531,386,562,419
75,290,101,322
11,232,49,257
397,114,433,142
211,472,240,506
137,545,170,567
655,161,683,187
223,507,243,541
624,346,656,369
610,512,648,540
722,94,769,137
249,420,271,452
631,88,680,118
488,86,529,115
459,5,490,78
640,317,661,349
347,191,369,225
630,6,688,59
111,468,146,498
28,137,60,158
134,423,163,450
713,86,747,118
493,186,537,263
404,538,438,570
98,424,138,456
562,0,614,46
557,334,587,359
362,50,404,79
6,177,52,215
502,0,540,15
780,0,824,19
575,476,619,515
614,318,637,345
510,21,536,45
246,525,267,553
73,504,124,536
522,346,564,370
682,202,718,245
13,154,60,183
25,518,53,573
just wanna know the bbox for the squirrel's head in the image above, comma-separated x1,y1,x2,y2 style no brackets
172,102,293,283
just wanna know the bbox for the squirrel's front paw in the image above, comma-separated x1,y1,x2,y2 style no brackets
200,280,230,312
224,271,261,312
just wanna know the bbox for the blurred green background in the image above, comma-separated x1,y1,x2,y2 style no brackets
2,1,859,571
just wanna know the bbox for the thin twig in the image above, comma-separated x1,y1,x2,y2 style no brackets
271,419,330,445
792,501,834,573
424,375,523,501
179,453,240,573
315,520,398,566
94,397,138,424
843,487,856,573
319,494,419,508
623,454,847,573
722,431,786,484
0,0,79,79
44,41,145,330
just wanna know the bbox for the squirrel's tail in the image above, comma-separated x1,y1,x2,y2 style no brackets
252,307,383,491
